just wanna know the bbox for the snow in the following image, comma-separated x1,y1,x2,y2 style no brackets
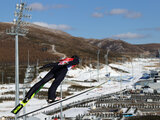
60,108,89,117
0,58,159,118
33,113,49,120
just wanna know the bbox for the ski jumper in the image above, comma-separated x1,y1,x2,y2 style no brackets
25,56,79,100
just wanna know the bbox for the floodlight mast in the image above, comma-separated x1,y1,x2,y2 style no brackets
158,49,160,69
6,0,31,119
104,49,110,75
97,49,100,81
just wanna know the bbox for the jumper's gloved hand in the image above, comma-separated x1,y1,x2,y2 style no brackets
39,66,44,69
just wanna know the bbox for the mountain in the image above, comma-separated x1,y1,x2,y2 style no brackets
136,44,160,57
0,22,102,65
0,22,160,83
0,22,160,66
86,38,160,57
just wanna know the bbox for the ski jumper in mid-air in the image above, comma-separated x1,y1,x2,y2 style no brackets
24,55,79,103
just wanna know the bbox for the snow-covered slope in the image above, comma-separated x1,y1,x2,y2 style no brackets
0,58,159,118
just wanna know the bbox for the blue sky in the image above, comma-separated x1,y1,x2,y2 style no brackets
0,0,160,44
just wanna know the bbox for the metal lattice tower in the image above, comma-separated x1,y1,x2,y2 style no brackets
6,0,31,119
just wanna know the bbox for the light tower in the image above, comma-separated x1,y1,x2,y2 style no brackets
158,49,160,69
104,49,110,76
6,1,31,119
97,49,100,81
60,81,63,120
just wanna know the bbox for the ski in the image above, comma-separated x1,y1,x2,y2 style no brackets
11,99,28,114
11,85,44,114
18,81,107,118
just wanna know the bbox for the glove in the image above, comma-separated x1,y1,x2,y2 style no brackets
39,66,44,69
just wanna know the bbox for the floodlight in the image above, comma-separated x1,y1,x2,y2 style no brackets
14,11,18,17
24,15,31,19
25,8,29,11
27,15,31,19
19,3,24,10
13,19,17,24
16,4,19,10
25,7,32,12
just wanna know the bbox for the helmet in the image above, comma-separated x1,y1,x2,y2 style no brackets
71,55,79,59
